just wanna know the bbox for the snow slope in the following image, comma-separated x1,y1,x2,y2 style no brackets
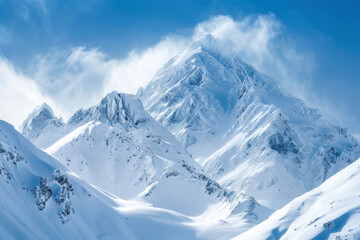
234,157,360,240
0,119,203,240
139,35,360,209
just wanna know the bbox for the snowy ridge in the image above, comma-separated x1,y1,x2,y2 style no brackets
234,157,360,240
21,92,153,149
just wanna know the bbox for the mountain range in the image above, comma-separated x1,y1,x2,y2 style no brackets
2,35,359,239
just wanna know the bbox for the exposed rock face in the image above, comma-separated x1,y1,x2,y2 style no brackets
21,103,63,134
33,170,75,223
0,142,26,164
34,177,52,211
323,221,334,229
0,163,11,181
0,142,26,183
52,169,75,224
269,131,300,155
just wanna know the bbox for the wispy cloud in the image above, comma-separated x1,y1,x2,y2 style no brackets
1,14,335,131
26,36,189,120
0,57,59,128
28,47,114,118
191,15,317,101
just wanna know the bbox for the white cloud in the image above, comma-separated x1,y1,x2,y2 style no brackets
1,14,322,129
193,14,280,62
104,36,189,94
0,57,59,128
190,15,318,100
191,15,319,114
27,37,189,121
28,47,114,118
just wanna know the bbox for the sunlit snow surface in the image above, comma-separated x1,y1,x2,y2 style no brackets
0,120,197,239
234,157,360,240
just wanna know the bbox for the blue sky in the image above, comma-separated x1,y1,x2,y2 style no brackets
0,0,359,132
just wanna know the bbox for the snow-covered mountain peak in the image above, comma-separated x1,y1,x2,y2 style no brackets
21,103,62,131
139,41,360,209
188,34,237,60
92,91,150,127
68,91,150,130
20,102,64,149
35,102,54,115
138,40,286,147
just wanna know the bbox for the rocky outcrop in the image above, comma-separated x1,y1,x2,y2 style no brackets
33,169,75,224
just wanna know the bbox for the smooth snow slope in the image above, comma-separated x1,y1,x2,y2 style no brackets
234,157,360,240
0,119,202,240
139,35,360,209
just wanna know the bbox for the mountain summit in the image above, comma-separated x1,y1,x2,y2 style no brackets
67,91,149,130
20,103,64,148
138,36,360,209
